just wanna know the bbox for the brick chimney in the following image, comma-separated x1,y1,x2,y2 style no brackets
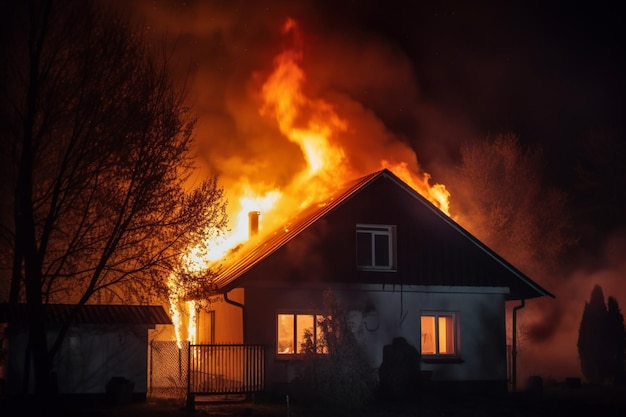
248,211,260,238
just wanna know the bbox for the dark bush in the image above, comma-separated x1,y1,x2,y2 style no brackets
378,337,421,400
296,292,376,411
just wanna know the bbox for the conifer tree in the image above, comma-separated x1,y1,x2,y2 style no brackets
577,285,609,384
577,285,626,385
607,296,626,385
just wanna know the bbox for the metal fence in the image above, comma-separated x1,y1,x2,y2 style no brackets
148,340,189,400
187,344,265,396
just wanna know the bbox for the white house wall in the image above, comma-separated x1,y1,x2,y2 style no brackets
242,285,508,389
333,287,508,382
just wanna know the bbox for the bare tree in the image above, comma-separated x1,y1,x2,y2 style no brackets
443,133,578,358
447,133,575,279
0,0,227,396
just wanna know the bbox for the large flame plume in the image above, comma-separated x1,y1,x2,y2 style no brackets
166,17,451,347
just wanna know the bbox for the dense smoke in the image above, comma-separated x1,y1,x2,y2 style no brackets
124,0,472,220
516,230,626,381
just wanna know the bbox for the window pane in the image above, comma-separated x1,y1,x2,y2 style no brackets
277,314,294,354
296,315,314,353
421,316,436,354
356,232,372,266
438,316,455,354
374,233,390,266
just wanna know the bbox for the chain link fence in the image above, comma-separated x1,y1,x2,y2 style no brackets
148,340,189,400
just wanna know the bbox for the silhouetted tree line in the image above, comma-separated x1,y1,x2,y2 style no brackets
577,285,626,385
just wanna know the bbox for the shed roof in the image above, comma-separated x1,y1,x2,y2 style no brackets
0,303,172,325
213,169,553,300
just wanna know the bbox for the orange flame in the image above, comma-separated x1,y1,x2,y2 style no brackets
167,17,451,347
261,18,348,187
381,160,450,215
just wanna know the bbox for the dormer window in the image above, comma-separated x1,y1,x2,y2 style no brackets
356,224,396,270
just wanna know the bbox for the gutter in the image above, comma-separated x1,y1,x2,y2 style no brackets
223,290,246,344
511,298,525,392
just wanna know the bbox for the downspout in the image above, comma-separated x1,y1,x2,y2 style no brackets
223,290,246,344
511,298,525,392
223,212,257,345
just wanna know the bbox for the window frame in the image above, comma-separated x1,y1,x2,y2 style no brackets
420,311,460,359
356,224,397,271
276,312,328,357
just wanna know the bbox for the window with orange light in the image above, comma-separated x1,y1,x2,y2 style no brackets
421,313,457,355
356,224,396,270
277,313,327,355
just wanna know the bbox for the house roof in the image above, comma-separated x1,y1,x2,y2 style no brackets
0,303,172,325
213,169,553,300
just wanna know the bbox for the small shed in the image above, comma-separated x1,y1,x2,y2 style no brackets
0,303,171,400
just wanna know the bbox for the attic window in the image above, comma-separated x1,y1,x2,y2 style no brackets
421,313,458,356
356,224,396,270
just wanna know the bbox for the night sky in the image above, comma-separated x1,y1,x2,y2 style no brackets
126,0,625,380
319,1,625,188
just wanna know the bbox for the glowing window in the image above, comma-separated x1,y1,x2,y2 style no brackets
356,224,396,270
421,313,457,355
277,313,327,355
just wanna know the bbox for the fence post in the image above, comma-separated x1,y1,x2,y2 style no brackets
186,343,194,411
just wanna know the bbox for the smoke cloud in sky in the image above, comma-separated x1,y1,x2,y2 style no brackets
516,229,626,381
121,0,625,381
126,0,474,214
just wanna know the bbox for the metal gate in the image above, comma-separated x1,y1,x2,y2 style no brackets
187,344,265,397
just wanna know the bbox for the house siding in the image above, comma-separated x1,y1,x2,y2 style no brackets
243,285,507,394
214,288,245,344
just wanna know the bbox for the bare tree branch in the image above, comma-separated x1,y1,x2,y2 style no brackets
1,0,228,397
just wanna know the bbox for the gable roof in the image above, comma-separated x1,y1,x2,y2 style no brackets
213,169,553,300
0,303,172,325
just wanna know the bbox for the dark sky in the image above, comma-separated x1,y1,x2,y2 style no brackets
331,0,626,241
131,0,625,186
326,1,625,176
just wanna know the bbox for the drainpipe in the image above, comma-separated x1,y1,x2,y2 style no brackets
223,290,246,344
511,298,525,392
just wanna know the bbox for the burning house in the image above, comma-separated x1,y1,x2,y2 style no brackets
179,168,552,400
154,18,554,402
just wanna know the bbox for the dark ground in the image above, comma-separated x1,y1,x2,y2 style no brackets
2,384,626,416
